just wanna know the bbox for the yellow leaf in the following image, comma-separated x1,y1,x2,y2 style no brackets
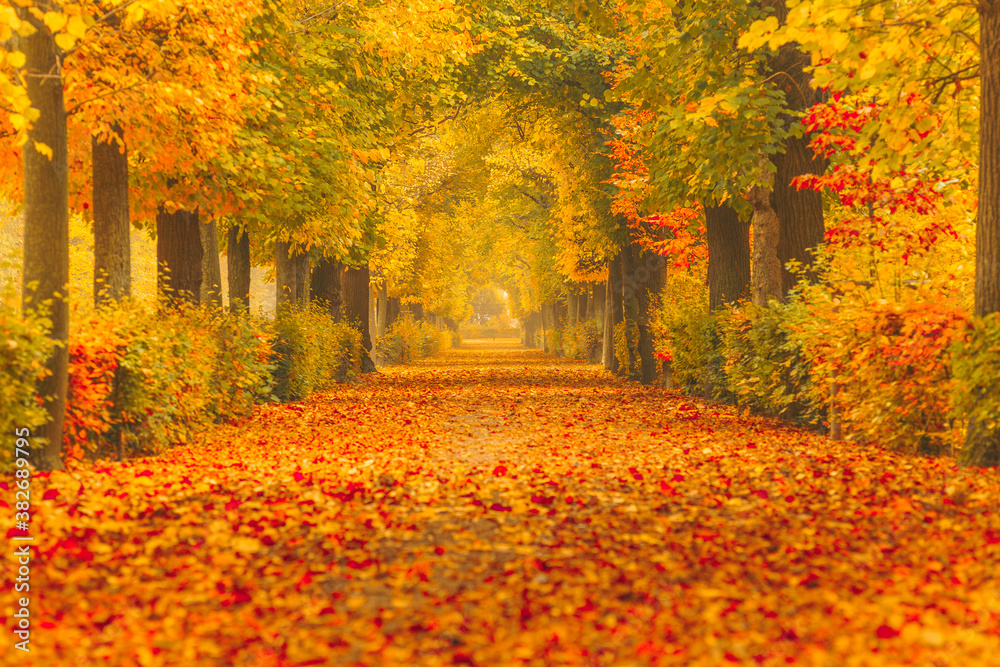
6,51,25,68
43,11,67,33
66,14,87,39
33,141,53,159
54,32,75,50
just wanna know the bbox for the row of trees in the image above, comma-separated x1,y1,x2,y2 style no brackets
6,0,998,467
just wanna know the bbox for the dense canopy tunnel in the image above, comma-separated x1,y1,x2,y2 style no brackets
3,0,999,467
4,0,1000,663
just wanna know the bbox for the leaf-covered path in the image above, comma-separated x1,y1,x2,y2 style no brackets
5,341,1000,666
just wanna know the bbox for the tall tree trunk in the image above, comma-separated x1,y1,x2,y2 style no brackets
579,290,589,322
767,1,828,295
773,136,827,293
593,282,605,327
603,255,623,372
376,283,388,337
200,216,222,309
227,224,250,313
541,302,552,353
387,296,400,330
20,12,69,471
749,183,783,306
274,241,297,311
961,4,1000,467
296,252,310,308
523,311,538,347
157,208,202,306
705,202,751,312
554,298,567,330
342,264,376,372
568,287,579,326
368,284,376,350
629,239,665,385
92,125,130,304
620,246,639,379
311,256,342,319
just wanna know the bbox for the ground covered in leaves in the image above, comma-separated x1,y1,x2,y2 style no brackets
4,340,1000,666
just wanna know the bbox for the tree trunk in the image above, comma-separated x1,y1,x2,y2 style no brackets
20,12,69,471
620,245,639,379
749,184,782,307
541,302,553,353
387,296,400,330
200,216,222,309
603,255,623,372
961,4,1000,467
411,302,425,321
376,283,388,337
296,252,310,308
554,298,567,330
274,241,297,311
568,287,579,326
227,224,250,312
593,282,606,327
342,264,376,372
92,126,130,304
157,208,202,306
773,135,827,293
368,284,376,350
765,4,828,295
579,290,589,322
523,311,538,347
705,202,751,312
310,256,343,319
629,239,665,385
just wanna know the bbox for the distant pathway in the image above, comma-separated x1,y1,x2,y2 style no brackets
5,340,1000,665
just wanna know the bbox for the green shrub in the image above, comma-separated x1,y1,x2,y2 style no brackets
663,309,729,400
951,312,1000,444
562,321,602,362
549,327,563,356
64,301,277,459
376,316,451,365
272,305,362,401
0,307,55,469
719,302,818,422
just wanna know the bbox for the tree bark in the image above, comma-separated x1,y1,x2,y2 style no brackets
603,255,623,372
593,282,605,327
773,135,827,293
92,126,130,304
387,296,400,330
296,252,310,308
579,290,589,322
200,216,222,309
705,202,751,312
274,241,297,311
635,242,665,384
961,3,1000,467
342,264,376,372
156,208,202,306
20,12,69,471
568,287,579,326
766,1,828,295
749,184,783,307
376,283,388,336
311,256,342,319
227,225,250,312
974,4,1000,319
368,283,377,349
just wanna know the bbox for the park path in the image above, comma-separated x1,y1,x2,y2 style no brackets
4,340,1000,666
